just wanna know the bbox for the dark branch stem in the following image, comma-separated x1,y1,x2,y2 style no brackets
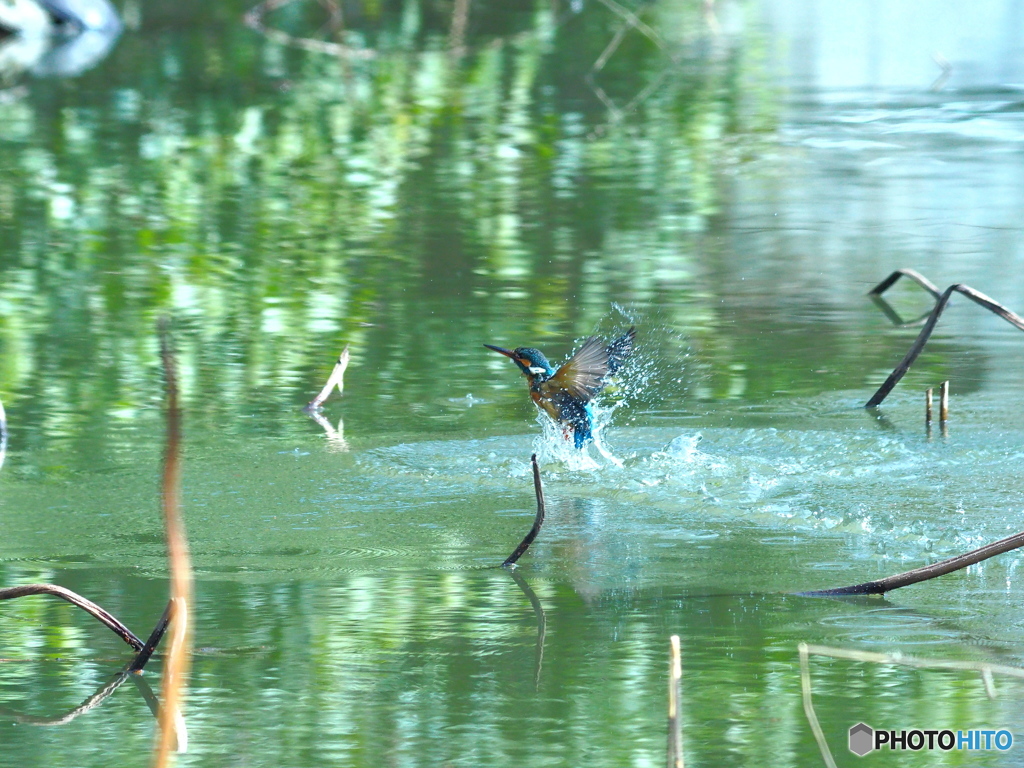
868,268,942,299
127,599,173,672
799,529,1024,596
866,282,1024,407
503,454,546,567
0,584,143,650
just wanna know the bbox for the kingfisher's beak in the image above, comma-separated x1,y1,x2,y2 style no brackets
484,344,516,359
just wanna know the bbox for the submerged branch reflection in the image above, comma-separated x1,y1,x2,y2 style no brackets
508,567,546,690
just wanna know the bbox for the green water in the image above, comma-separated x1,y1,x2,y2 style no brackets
3,1,1024,766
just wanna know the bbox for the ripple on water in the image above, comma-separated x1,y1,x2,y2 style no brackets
354,422,1024,564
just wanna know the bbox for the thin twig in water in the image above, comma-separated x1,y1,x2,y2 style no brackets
866,277,1024,407
502,454,546,567
154,321,194,766
666,635,685,768
802,643,1024,682
798,528,1024,596
305,346,350,412
0,584,144,650
798,643,839,768
939,379,949,423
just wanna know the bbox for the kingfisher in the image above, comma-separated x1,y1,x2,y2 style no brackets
485,327,636,448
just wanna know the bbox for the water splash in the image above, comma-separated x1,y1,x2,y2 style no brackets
530,312,687,470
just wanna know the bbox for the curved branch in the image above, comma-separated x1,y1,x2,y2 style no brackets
866,283,1024,407
503,454,546,567
798,528,1024,596
868,268,942,299
0,584,143,650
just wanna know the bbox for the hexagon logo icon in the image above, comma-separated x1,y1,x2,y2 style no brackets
849,723,874,756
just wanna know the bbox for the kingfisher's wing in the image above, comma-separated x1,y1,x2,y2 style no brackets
540,336,610,403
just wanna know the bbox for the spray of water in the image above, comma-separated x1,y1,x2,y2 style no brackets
530,307,687,469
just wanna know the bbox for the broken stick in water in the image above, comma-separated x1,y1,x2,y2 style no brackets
865,278,1024,407
925,388,932,424
503,454,546,567
798,643,844,768
154,320,194,766
667,635,685,768
305,346,350,411
939,380,949,422
799,528,1024,596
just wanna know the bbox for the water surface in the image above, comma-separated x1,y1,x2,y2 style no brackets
2,1,1024,766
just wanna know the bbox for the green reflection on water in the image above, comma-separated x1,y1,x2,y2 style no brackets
2,1,1024,766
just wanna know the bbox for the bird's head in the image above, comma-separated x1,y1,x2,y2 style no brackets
484,344,555,378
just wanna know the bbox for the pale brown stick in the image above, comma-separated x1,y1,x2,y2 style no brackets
799,528,1024,596
866,282,1024,407
305,346,350,411
798,643,840,768
502,455,546,567
803,643,1024,681
939,380,949,422
666,635,684,768
0,584,144,650
925,388,932,424
154,322,193,767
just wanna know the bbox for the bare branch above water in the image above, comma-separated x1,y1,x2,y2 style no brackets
503,454,546,567
799,528,1024,596
0,583,144,650
866,273,1024,407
